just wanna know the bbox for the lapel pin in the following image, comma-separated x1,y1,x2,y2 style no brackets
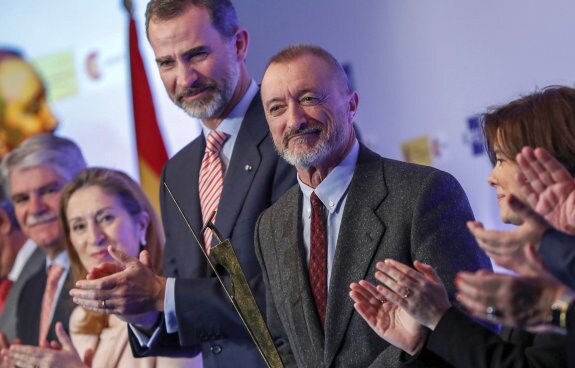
245,164,253,172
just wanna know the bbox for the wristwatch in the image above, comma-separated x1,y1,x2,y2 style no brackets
550,294,574,330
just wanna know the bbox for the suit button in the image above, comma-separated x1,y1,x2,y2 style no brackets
210,344,222,354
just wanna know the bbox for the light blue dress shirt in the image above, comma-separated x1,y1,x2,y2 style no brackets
297,139,359,287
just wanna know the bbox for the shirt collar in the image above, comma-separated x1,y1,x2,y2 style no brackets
7,238,37,281
45,249,70,271
298,138,360,213
200,80,258,139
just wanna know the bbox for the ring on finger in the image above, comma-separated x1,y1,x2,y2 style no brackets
485,305,502,320
402,287,412,299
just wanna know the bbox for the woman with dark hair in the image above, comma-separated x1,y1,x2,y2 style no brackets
8,168,200,367
350,85,575,367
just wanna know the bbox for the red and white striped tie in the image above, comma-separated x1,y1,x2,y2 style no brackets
199,130,228,253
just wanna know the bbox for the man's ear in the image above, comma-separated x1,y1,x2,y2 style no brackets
233,27,249,62
348,91,359,121
0,209,11,236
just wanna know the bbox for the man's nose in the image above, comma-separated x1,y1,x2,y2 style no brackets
29,194,47,214
177,63,199,90
286,104,307,131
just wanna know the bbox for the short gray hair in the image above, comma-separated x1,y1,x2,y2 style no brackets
266,44,352,93
1,133,87,195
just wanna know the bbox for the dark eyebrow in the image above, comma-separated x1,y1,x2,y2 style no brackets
39,181,63,191
95,207,115,215
264,88,320,107
10,180,61,202
155,45,210,64
182,45,210,58
264,97,285,109
155,55,172,64
11,193,28,202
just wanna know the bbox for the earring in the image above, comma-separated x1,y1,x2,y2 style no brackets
140,237,147,247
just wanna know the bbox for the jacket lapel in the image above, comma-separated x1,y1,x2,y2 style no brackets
216,92,267,240
164,136,206,276
275,188,325,362
20,264,46,344
175,138,204,237
324,146,388,365
47,270,74,342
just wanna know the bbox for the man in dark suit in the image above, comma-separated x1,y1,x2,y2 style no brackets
254,44,490,367
0,202,44,341
0,134,87,345
69,1,295,367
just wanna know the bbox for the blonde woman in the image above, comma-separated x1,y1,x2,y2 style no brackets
8,168,200,368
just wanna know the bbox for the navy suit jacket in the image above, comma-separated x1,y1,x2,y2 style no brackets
16,262,74,345
129,91,296,367
567,302,575,366
424,307,567,367
539,229,575,288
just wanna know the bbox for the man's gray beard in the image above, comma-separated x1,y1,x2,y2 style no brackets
180,89,228,120
278,127,347,169
176,61,239,120
279,140,330,168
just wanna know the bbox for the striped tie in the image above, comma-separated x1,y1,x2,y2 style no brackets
199,130,228,253
39,265,65,344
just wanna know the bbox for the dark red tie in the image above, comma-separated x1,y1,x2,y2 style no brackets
309,192,327,326
0,278,13,313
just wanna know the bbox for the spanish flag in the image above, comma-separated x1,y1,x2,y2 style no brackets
126,3,168,214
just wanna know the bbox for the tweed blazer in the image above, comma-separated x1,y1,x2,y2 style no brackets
255,144,491,367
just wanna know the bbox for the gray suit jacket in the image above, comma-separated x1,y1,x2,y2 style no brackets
0,243,44,340
255,145,491,367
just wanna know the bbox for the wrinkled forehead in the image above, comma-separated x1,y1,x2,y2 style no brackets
148,6,224,55
262,55,343,98
9,165,65,195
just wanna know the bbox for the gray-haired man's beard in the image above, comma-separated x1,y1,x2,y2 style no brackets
276,123,347,169
175,83,230,120
174,61,239,121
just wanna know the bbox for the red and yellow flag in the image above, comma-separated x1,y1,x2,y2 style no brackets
126,8,168,213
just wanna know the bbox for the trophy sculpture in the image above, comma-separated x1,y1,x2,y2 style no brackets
164,182,284,368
